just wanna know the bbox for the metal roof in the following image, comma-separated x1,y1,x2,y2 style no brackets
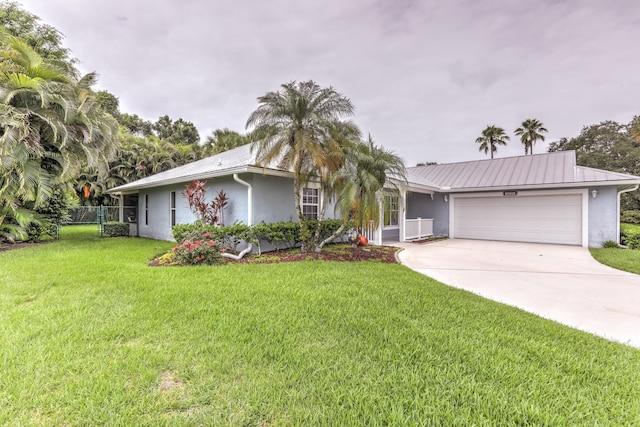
109,148,640,194
407,150,640,191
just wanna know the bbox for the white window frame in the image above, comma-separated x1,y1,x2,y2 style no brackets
144,194,149,226
170,191,176,226
383,194,400,228
301,186,320,220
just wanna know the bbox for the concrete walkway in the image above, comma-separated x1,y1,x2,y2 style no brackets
396,239,640,348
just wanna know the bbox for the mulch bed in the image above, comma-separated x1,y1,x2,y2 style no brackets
230,245,401,264
149,244,402,266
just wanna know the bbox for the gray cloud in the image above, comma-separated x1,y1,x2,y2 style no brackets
17,0,640,165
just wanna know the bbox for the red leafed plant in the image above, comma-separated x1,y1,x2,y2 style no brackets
183,180,228,225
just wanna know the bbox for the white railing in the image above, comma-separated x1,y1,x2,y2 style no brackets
404,217,433,241
362,220,376,243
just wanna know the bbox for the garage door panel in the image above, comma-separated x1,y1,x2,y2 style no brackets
454,194,582,245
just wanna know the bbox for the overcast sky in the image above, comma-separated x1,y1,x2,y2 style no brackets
16,0,640,165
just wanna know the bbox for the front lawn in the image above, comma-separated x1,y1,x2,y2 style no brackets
590,223,640,274
590,247,640,275
1,228,639,425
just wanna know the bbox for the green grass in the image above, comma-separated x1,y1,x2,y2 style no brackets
621,222,640,235
590,223,640,274
591,247,640,274
2,225,640,425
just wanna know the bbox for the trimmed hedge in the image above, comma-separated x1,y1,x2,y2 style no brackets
621,210,640,225
172,219,351,252
620,223,640,249
103,222,130,237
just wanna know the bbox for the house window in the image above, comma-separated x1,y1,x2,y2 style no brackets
144,194,149,225
170,191,176,226
302,187,319,219
384,195,399,227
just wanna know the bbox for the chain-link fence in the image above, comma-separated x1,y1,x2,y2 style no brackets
62,206,137,237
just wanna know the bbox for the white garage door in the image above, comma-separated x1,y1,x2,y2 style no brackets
453,193,583,245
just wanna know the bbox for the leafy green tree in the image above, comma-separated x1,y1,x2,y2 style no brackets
95,90,119,117
515,118,548,155
204,128,252,155
152,115,199,145
247,80,359,252
548,118,640,210
171,118,200,145
152,115,174,140
119,112,153,137
0,1,72,63
476,125,510,159
630,116,640,144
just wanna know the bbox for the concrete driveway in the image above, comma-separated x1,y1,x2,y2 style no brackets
396,239,640,348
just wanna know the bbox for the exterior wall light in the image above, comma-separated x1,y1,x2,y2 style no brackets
591,189,598,199
444,194,449,202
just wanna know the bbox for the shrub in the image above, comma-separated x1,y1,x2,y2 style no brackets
621,210,640,224
103,222,130,237
625,234,640,250
601,240,620,248
25,221,57,242
171,220,352,254
172,231,224,265
620,224,640,249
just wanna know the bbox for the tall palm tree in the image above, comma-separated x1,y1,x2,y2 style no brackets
476,125,510,159
246,80,359,252
515,118,548,155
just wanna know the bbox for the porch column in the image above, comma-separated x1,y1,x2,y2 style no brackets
118,194,124,222
399,189,407,242
375,192,383,245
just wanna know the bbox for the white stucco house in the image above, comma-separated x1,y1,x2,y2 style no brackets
108,145,640,248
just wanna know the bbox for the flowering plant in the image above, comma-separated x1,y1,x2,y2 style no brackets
172,231,224,265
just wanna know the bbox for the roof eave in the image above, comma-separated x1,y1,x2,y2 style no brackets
107,165,294,194
444,179,640,193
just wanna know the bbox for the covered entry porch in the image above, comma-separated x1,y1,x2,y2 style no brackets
365,185,442,245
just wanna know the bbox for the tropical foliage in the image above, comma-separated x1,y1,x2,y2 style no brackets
0,30,118,241
475,125,510,159
515,118,548,155
247,80,404,252
325,135,406,250
203,127,252,155
247,80,357,252
548,117,640,210
182,180,228,226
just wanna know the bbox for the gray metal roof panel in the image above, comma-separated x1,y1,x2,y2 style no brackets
406,150,640,190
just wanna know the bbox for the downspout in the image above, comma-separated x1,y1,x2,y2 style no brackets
221,243,253,260
233,173,252,226
617,185,639,245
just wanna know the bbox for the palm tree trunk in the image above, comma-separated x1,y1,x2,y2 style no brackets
316,220,349,252
293,160,312,253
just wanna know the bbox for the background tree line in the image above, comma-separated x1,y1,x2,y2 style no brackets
0,1,253,242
